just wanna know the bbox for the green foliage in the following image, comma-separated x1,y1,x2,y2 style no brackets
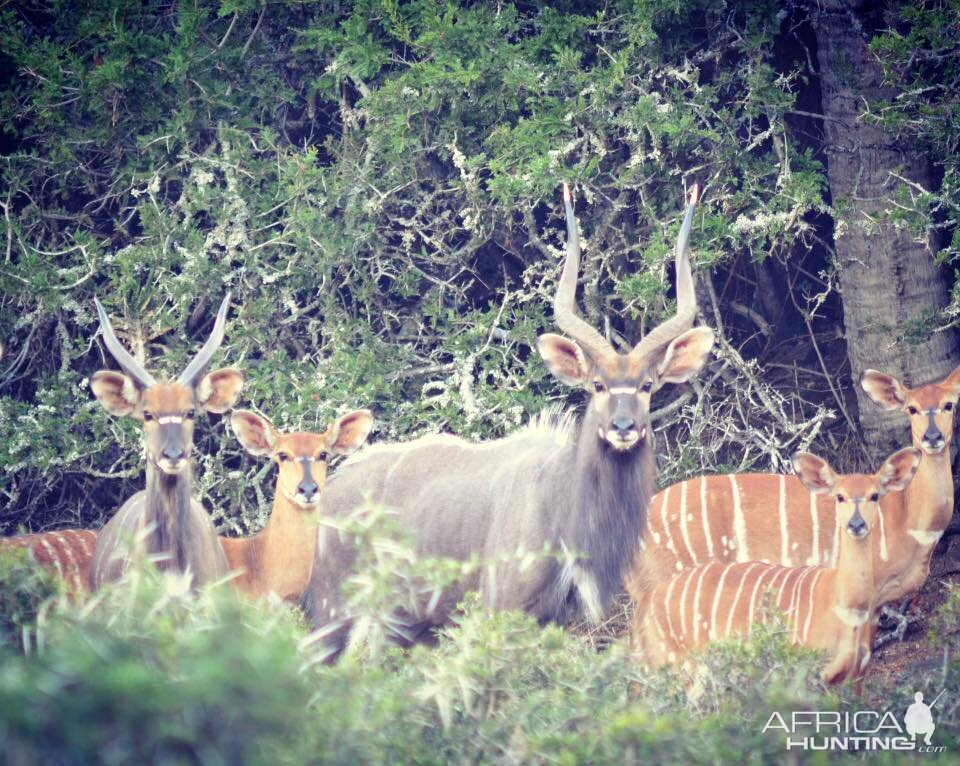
0,545,838,765
0,546,62,649
0,564,313,765
0,0,828,534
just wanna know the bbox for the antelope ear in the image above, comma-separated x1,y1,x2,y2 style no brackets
196,368,244,414
658,326,714,385
537,333,589,386
861,369,907,411
231,410,276,456
792,452,837,494
329,409,374,456
91,371,139,417
942,365,960,392
876,447,922,494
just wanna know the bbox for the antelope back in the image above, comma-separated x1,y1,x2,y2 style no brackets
632,371,958,596
636,448,921,679
639,559,826,663
639,473,840,577
1,529,98,593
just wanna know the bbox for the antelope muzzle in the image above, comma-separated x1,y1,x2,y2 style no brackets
291,457,322,509
155,419,191,475
846,503,869,540
921,411,945,454
603,394,646,451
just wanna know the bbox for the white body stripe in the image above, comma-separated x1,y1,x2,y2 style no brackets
663,571,681,643
660,485,677,555
77,532,94,556
700,476,714,559
802,569,823,642
785,568,802,631
709,563,736,640
725,562,762,637
678,566,697,637
679,480,698,565
788,567,813,641
38,538,63,575
808,491,819,566
690,563,713,642
778,475,789,566
54,533,81,589
728,475,749,562
774,566,793,607
750,568,785,633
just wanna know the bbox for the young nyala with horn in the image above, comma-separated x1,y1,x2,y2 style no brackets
303,184,715,657
221,408,373,602
89,296,243,589
637,447,921,683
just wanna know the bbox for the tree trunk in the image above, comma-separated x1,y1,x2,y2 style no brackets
812,0,959,460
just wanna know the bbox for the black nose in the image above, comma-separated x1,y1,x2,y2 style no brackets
611,417,635,433
847,516,868,537
298,479,318,499
923,427,943,446
161,446,185,462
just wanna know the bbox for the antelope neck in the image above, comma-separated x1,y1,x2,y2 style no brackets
249,486,318,596
143,459,194,571
831,529,874,624
904,446,953,533
566,416,653,612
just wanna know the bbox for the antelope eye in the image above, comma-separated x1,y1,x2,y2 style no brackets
318,451,329,462
277,452,292,463
836,494,846,503
870,493,879,502
143,411,155,422
641,381,653,393
907,406,919,415
185,409,196,420
593,381,606,393
945,402,954,412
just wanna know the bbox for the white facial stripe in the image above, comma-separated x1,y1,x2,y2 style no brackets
609,386,638,395
157,415,184,425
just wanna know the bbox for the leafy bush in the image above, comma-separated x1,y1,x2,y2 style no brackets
0,564,313,765
0,0,837,537
0,528,841,765
0,546,62,650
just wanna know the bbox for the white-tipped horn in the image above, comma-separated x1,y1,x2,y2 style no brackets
94,298,156,389
630,184,700,363
177,293,232,386
552,183,616,363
